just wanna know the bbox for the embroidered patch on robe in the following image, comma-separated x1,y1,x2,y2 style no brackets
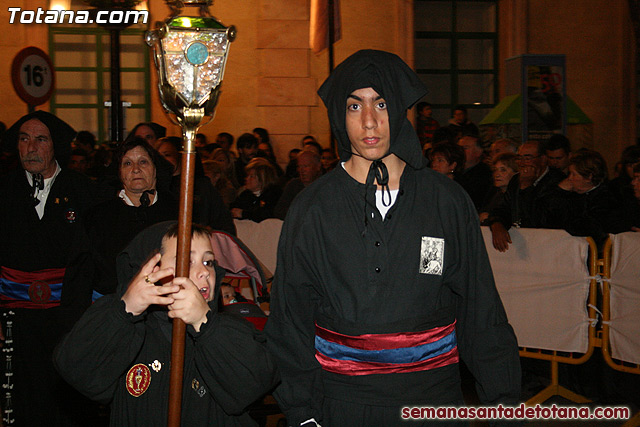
419,236,444,275
126,364,151,397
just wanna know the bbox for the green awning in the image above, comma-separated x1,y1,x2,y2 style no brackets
479,95,592,125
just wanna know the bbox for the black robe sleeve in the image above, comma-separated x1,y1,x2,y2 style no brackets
192,311,280,415
448,197,521,405
53,295,146,404
264,203,324,426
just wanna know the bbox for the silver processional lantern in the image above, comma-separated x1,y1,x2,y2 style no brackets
146,0,236,146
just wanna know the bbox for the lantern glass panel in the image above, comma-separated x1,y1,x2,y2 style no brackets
161,30,229,105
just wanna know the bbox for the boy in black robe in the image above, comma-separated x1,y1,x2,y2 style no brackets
265,50,520,426
54,222,278,426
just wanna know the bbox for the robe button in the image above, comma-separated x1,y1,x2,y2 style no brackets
375,241,381,247
375,267,381,273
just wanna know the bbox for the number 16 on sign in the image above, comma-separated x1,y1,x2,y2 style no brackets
12,46,55,109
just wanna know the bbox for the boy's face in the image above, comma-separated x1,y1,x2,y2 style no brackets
546,148,570,171
159,234,216,302
221,285,236,305
345,87,390,162
420,105,432,117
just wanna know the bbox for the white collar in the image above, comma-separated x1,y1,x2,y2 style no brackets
118,189,158,207
25,162,61,219
534,167,549,186
25,162,61,189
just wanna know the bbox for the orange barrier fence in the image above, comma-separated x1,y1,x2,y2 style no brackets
601,233,640,427
482,227,599,405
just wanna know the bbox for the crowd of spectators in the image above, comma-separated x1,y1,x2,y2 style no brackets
1,122,337,223
3,111,638,254
4,112,638,254
419,114,640,252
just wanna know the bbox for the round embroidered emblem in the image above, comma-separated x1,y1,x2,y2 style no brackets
126,363,151,397
28,281,51,303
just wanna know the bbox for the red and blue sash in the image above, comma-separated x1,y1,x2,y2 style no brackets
315,321,459,376
0,266,64,309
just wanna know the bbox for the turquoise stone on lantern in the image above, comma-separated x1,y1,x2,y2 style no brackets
186,42,209,65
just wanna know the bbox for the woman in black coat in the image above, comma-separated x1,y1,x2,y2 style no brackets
546,149,627,249
83,138,178,295
230,157,282,223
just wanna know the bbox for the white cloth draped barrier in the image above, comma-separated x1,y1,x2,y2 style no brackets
481,227,592,353
234,218,283,278
607,232,640,365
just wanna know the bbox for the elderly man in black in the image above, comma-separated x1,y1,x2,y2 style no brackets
274,149,324,219
0,111,97,425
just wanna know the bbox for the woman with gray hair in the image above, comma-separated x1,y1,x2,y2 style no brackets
230,157,282,222
479,152,519,224
550,149,626,248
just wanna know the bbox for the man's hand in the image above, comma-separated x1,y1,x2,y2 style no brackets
490,222,512,252
122,253,178,316
167,277,210,332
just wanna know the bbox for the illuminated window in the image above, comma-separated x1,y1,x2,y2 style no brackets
414,0,498,127
48,5,150,142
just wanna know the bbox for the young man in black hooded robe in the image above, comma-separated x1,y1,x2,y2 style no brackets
265,50,521,426
54,222,279,426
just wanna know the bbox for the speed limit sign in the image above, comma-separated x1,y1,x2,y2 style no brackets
11,47,55,106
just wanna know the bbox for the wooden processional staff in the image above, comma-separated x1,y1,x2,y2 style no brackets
145,1,236,424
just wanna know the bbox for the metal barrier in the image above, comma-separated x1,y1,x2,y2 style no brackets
482,227,600,406
518,237,599,405
601,234,640,427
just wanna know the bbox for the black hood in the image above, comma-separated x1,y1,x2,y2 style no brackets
126,122,167,143
116,221,226,313
317,49,428,170
4,111,76,166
